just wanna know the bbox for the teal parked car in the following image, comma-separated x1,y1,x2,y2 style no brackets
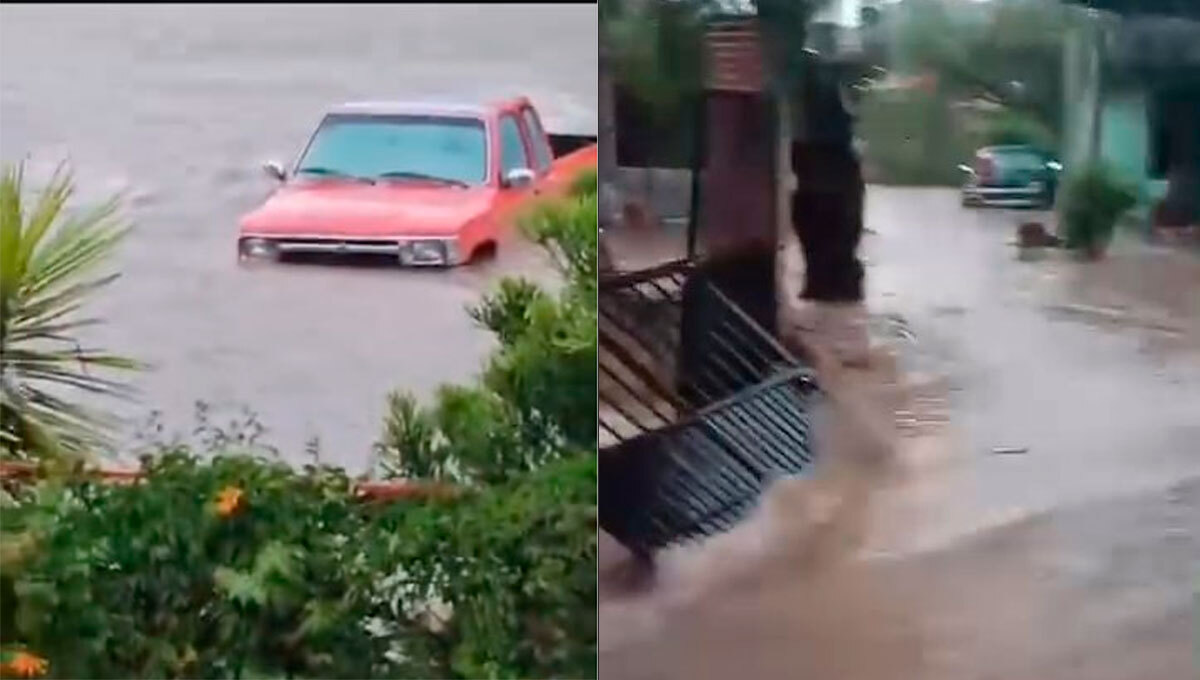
958,145,1063,209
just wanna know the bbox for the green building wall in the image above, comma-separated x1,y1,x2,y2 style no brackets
1099,90,1169,205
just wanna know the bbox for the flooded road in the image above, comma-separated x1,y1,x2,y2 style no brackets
0,4,597,469
599,187,1200,679
862,188,1200,554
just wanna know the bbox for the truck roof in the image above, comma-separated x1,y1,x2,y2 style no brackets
330,98,531,118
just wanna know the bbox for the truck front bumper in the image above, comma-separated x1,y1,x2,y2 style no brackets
238,236,464,266
961,184,1050,208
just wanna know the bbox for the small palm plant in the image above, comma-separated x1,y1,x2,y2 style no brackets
0,163,141,462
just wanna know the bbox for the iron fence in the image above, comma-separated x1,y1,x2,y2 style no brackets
598,260,821,556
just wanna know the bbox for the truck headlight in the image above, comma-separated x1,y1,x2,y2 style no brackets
239,238,279,260
398,239,460,266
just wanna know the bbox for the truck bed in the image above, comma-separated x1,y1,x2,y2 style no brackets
544,134,597,193
549,133,598,159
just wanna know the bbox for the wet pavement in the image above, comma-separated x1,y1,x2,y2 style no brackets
0,4,597,470
599,186,1200,679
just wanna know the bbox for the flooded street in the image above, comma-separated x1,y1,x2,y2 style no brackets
599,187,1200,679
0,4,597,469
863,187,1200,554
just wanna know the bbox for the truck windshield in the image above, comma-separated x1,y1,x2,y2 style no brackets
297,114,487,185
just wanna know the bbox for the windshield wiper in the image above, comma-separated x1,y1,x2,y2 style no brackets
376,171,468,188
296,167,375,184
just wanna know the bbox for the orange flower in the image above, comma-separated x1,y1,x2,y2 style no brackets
6,651,48,678
214,486,244,517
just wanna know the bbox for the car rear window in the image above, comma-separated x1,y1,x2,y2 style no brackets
299,114,488,185
995,149,1046,170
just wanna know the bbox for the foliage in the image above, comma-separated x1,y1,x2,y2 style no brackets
857,0,1074,184
1,451,382,679
519,193,599,300
887,0,1070,142
364,170,600,676
981,110,1057,151
1,448,596,679
489,193,598,448
377,186,599,483
365,454,597,680
606,0,707,131
603,0,709,170
1060,162,1138,254
858,89,977,186
568,167,599,200
374,387,547,487
0,163,141,462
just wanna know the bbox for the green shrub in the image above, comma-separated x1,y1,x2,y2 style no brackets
375,386,547,486
857,90,976,186
568,168,598,199
366,454,597,679
468,278,551,347
2,451,384,679
364,168,599,676
1,449,596,679
377,182,600,475
518,194,599,300
980,111,1056,151
1060,163,1138,254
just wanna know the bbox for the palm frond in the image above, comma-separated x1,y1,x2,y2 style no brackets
0,161,140,462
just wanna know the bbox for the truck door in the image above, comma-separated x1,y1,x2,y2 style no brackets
495,111,537,229
520,105,555,191
521,105,583,198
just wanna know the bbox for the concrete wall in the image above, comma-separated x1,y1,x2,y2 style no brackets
1062,20,1102,169
614,167,693,222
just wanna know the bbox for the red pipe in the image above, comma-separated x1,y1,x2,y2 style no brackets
0,460,457,502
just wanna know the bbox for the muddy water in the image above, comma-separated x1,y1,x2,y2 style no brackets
0,4,597,470
599,187,1200,679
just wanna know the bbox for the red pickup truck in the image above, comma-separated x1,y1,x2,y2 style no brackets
238,97,597,267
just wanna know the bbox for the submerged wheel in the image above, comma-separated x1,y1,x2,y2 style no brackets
470,241,498,263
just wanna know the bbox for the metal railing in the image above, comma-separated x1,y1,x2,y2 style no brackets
598,259,821,556
599,368,819,556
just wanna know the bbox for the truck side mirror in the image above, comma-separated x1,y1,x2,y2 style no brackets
262,160,287,182
503,168,536,189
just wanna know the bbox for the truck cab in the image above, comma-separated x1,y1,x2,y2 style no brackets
238,97,596,267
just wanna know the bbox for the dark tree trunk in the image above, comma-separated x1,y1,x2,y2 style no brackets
790,143,865,302
788,57,866,303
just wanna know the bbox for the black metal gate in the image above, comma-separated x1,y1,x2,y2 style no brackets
598,260,821,557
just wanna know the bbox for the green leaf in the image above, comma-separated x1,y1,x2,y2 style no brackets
252,541,298,581
213,566,266,606
1,161,140,461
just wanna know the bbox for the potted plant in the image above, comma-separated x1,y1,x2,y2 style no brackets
1059,162,1138,260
